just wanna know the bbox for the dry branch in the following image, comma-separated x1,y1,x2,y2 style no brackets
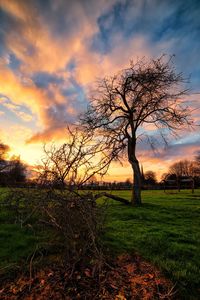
94,192,130,205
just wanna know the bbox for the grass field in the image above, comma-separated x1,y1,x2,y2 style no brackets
0,188,200,299
102,189,200,299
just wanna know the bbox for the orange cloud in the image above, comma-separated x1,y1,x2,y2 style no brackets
1,0,116,75
26,126,69,144
0,61,75,129
0,62,45,116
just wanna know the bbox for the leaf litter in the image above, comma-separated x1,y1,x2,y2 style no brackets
0,254,176,299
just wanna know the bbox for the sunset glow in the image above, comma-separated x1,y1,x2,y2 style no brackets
0,0,200,180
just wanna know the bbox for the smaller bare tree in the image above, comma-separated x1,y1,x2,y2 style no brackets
37,126,116,189
5,126,112,272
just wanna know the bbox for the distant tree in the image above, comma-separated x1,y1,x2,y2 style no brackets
0,142,10,171
169,160,195,177
164,173,177,180
161,173,168,182
194,152,200,174
195,151,200,162
81,56,193,205
9,156,26,184
144,170,157,185
0,147,26,186
192,152,200,186
125,178,131,186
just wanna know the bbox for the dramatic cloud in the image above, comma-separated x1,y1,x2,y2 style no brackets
0,0,199,178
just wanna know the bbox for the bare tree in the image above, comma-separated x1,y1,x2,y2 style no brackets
169,159,195,177
37,126,115,189
81,56,193,205
144,170,157,185
8,156,27,185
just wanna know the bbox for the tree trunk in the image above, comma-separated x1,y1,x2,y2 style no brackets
128,137,142,206
131,160,142,205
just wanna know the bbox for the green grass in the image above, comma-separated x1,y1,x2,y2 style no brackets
0,224,40,267
0,188,46,272
101,189,200,299
0,188,199,298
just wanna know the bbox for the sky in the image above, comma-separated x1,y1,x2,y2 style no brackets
0,0,200,181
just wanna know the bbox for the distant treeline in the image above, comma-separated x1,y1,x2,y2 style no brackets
0,140,200,189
